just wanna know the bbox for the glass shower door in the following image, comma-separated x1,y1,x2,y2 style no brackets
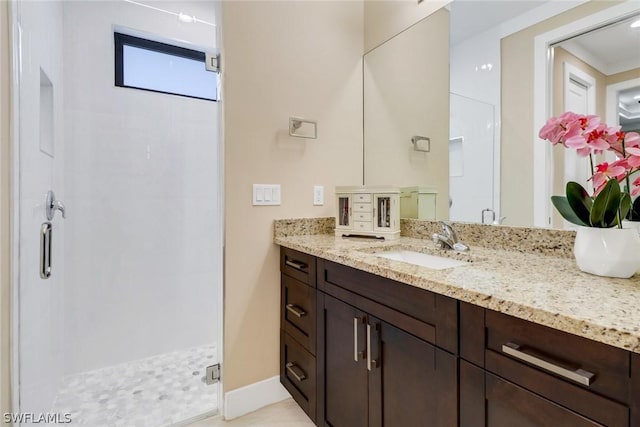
13,1,222,425
449,93,496,223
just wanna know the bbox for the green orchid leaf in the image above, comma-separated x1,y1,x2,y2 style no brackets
617,193,632,227
630,196,640,221
565,181,592,225
590,180,621,228
551,196,588,226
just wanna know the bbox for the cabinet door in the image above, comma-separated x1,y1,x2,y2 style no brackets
322,294,368,427
486,373,604,427
372,194,397,232
336,195,352,230
368,319,457,427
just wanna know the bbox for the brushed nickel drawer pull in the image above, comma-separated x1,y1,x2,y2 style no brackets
286,304,306,318
285,259,307,270
502,342,595,386
285,362,307,382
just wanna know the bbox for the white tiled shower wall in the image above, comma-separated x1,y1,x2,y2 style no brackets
449,27,501,223
62,1,220,375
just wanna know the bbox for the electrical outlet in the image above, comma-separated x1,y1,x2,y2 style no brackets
313,185,324,206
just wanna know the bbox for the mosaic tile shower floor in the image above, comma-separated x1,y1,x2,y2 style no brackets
52,345,218,426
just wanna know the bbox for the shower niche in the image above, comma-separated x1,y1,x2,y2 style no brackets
334,186,400,240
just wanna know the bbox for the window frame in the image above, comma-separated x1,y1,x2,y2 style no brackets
114,32,218,102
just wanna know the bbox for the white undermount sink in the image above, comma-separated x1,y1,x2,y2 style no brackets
375,250,469,270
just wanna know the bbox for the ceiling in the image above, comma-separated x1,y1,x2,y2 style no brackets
449,0,547,45
619,87,640,131
560,14,640,76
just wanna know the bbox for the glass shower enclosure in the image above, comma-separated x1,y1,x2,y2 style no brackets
10,1,222,425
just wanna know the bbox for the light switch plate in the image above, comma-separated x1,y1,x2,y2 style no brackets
313,185,324,206
253,184,281,206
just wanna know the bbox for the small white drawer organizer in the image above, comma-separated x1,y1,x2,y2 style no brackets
334,186,400,240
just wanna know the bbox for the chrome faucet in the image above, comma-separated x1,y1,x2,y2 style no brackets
432,221,469,252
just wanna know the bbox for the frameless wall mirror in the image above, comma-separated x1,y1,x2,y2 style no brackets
363,0,640,228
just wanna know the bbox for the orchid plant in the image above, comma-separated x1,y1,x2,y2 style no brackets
539,112,640,228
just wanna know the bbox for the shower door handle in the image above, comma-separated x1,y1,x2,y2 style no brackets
40,222,52,279
46,190,66,220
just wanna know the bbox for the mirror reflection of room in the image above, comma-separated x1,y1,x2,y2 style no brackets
363,0,640,228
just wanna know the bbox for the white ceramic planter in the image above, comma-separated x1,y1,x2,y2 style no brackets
574,226,640,278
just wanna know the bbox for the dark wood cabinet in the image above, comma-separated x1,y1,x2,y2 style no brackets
280,247,318,423
280,248,640,427
322,294,369,427
485,373,605,427
460,301,634,427
316,260,458,427
375,319,457,427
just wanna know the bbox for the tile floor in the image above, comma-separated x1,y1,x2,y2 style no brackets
52,344,218,426
187,399,314,427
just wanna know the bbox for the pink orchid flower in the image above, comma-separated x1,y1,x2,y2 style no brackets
591,160,628,194
565,123,611,157
538,111,581,145
624,146,640,168
633,176,640,197
626,131,640,148
607,129,640,156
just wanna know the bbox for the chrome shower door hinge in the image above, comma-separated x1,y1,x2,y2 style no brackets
205,364,221,385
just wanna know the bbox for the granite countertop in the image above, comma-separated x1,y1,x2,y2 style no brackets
275,232,640,354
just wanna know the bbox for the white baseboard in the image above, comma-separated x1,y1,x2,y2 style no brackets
223,375,291,420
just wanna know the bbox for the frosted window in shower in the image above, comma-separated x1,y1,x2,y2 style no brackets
115,33,218,101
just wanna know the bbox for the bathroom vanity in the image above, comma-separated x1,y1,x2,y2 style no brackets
276,221,640,427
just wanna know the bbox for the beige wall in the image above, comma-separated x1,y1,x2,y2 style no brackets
0,0,11,422
363,8,449,219
222,1,363,392
500,1,622,226
364,0,450,53
607,67,640,86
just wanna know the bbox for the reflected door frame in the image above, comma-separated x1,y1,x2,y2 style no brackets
533,0,640,228
606,77,640,131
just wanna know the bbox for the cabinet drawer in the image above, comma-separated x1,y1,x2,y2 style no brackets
318,259,458,353
281,274,316,354
485,373,618,427
486,310,630,404
353,194,372,203
281,331,316,422
353,203,372,213
353,212,370,222
353,221,372,232
281,247,316,287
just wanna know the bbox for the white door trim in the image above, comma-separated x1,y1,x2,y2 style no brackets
8,0,22,416
563,62,596,116
561,63,595,220
533,0,640,227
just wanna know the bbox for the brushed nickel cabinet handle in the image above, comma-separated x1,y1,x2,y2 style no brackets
285,362,307,382
285,304,306,318
354,317,365,362
367,323,379,370
502,342,595,386
285,259,307,270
